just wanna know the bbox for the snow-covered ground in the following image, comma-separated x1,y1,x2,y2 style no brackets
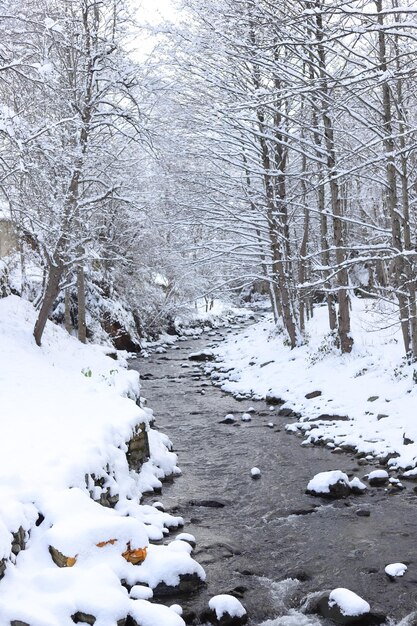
211,297,417,472
0,295,204,626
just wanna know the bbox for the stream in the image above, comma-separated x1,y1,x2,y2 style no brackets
129,320,417,626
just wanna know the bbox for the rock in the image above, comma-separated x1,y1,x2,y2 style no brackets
49,545,75,568
0,558,6,581
356,509,371,517
72,612,96,624
305,390,322,399
201,594,248,626
376,414,388,420
219,414,236,424
385,563,407,579
152,572,205,597
265,394,285,405
250,467,261,479
306,471,351,499
278,407,294,417
190,499,226,508
349,477,367,495
176,532,196,549
403,434,414,445
126,423,150,471
188,351,215,362
315,589,384,625
379,452,400,465
367,470,389,486
241,413,252,422
310,414,349,422
367,396,379,402
11,622,31,626
260,360,274,368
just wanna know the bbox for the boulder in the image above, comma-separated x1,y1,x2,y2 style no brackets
201,594,248,626
367,470,389,487
305,390,322,399
152,572,205,597
314,589,385,625
126,423,150,471
306,471,351,499
188,351,215,362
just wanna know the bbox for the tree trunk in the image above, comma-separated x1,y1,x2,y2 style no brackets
33,262,64,346
77,264,87,343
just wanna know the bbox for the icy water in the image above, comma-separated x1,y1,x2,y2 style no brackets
130,323,417,626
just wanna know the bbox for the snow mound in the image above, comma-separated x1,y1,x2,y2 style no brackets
307,470,349,494
130,599,186,626
208,594,247,620
385,563,407,577
328,588,370,617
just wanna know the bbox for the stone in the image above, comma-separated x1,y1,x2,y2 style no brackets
367,396,379,402
310,414,349,422
305,390,322,399
315,591,385,625
188,351,215,362
219,415,236,424
265,394,285,405
356,509,371,517
367,470,389,487
152,572,205,597
126,423,150,471
190,499,226,508
11,622,31,626
0,558,6,581
201,595,248,626
376,414,388,420
49,545,74,568
278,407,294,417
72,612,96,624
403,434,414,445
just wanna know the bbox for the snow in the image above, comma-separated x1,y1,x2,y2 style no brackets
241,412,252,421
367,470,389,480
385,563,407,577
251,467,261,477
328,588,370,616
208,594,247,619
210,298,417,472
0,295,204,625
307,471,349,494
349,477,367,492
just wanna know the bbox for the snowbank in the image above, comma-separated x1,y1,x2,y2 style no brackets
210,297,417,471
0,296,203,625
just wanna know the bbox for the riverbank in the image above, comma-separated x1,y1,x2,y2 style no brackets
208,297,417,474
0,295,203,626
132,321,417,626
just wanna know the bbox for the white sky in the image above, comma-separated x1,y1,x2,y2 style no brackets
135,0,177,25
130,0,178,58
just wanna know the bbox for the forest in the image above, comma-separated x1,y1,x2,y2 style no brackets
1,0,417,358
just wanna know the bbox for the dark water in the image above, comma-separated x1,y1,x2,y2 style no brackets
129,325,417,625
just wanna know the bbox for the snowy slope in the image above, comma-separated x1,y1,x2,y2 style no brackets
212,297,417,471
0,295,203,626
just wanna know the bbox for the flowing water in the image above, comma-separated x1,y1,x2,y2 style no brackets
129,323,417,625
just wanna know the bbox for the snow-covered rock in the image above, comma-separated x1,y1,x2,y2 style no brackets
385,563,407,578
205,594,247,625
306,471,351,499
251,467,261,479
367,470,389,486
241,413,252,422
219,414,236,424
315,588,379,625
349,477,367,494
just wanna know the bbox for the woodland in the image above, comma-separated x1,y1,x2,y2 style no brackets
1,0,417,357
